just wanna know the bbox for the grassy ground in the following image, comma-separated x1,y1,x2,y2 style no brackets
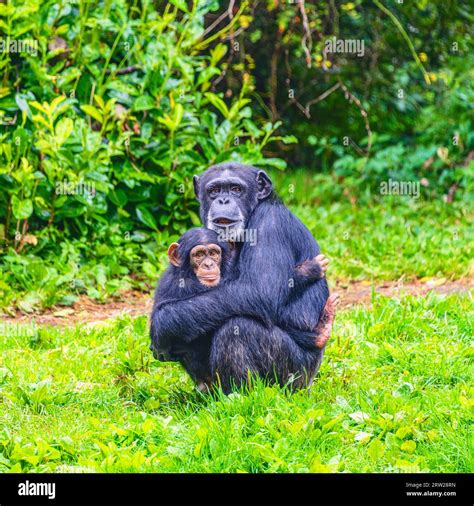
1,292,472,473
274,172,474,282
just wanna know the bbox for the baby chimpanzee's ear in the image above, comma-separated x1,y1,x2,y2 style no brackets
167,243,181,267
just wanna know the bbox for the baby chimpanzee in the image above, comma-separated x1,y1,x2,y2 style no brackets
150,228,234,390
150,227,329,391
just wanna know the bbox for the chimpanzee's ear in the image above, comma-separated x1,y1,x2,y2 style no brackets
167,243,181,267
256,170,272,200
193,175,200,199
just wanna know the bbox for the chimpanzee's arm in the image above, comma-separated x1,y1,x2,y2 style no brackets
150,273,294,345
150,284,272,346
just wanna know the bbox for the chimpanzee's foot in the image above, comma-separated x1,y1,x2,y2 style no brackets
314,293,340,349
315,254,330,276
196,382,211,393
196,375,214,393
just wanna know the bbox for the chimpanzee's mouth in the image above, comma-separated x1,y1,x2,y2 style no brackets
198,275,220,286
213,217,239,226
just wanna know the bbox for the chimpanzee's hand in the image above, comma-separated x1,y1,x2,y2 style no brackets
295,254,330,281
314,254,329,277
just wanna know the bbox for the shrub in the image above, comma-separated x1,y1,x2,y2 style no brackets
0,0,290,306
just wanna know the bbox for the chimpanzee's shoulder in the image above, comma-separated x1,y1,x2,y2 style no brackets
153,267,175,299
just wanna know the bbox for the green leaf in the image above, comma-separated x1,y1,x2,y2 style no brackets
367,439,385,461
55,117,73,146
197,66,221,86
133,95,155,112
395,427,412,439
157,115,175,131
108,189,128,207
172,103,184,130
280,135,298,144
228,98,251,119
204,92,229,118
17,291,42,313
400,440,416,454
94,95,105,109
188,210,201,226
169,0,189,12
15,94,32,116
210,43,227,66
12,196,33,219
30,101,47,114
80,105,103,123
262,158,287,171
142,419,156,433
136,205,158,230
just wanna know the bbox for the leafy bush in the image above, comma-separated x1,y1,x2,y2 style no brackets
230,0,474,194
0,0,290,308
333,138,474,199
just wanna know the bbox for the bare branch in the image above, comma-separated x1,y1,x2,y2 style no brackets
339,80,372,156
304,82,341,117
202,0,235,38
298,0,312,68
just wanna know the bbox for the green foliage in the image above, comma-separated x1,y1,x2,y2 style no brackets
0,0,289,304
0,1,472,310
332,140,474,200
276,170,474,281
1,170,472,312
236,0,474,194
0,172,470,313
0,294,472,472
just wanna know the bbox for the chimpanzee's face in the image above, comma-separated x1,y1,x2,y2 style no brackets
193,164,273,239
203,175,247,236
189,243,222,287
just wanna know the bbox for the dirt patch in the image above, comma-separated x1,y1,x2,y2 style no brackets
1,278,472,327
335,277,473,307
1,290,153,327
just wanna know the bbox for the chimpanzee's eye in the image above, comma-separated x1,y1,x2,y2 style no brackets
208,186,220,197
209,249,219,257
231,185,242,194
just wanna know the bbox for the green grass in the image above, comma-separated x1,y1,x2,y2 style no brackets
274,171,474,282
1,292,472,473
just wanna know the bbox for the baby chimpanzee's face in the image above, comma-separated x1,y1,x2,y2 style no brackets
189,243,222,287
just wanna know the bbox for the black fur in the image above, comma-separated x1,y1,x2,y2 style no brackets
150,163,329,393
150,228,233,385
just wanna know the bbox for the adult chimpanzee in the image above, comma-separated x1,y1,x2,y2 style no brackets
150,163,338,393
150,227,331,391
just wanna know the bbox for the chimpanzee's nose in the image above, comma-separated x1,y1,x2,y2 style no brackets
217,196,230,205
202,259,213,270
